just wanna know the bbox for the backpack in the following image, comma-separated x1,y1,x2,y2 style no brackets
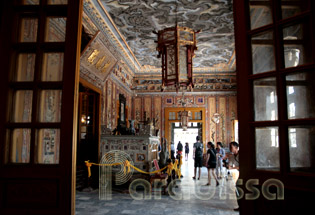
177,143,183,151
195,142,203,158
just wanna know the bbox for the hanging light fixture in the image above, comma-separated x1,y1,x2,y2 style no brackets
178,90,191,131
154,0,199,92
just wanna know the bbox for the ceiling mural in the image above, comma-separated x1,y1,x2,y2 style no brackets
100,0,235,70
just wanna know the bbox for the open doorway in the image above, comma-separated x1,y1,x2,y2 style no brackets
173,122,201,152
76,83,100,190
172,122,202,177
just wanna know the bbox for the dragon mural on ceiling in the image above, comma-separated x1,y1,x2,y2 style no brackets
100,0,234,69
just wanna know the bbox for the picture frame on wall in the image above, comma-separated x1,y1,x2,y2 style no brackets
196,96,205,105
165,97,173,105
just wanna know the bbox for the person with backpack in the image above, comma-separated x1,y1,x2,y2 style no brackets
177,141,183,155
193,136,203,180
206,142,219,186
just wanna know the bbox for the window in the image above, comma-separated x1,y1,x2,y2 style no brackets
289,103,296,118
169,112,176,120
289,128,297,148
288,86,295,95
271,128,279,148
270,91,275,103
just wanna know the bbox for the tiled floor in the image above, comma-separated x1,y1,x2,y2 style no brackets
76,157,239,215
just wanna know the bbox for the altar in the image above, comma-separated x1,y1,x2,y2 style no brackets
100,135,160,172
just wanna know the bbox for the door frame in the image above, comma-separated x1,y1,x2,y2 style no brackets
164,107,206,153
79,78,102,161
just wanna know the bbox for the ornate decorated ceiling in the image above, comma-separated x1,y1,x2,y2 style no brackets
100,0,235,71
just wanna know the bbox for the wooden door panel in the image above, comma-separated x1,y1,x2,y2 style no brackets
234,0,315,214
4,180,59,208
0,0,82,214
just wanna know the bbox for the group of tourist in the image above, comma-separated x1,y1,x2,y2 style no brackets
167,136,239,186
165,137,239,181
170,141,189,161
192,135,240,211
158,136,240,210
184,136,238,186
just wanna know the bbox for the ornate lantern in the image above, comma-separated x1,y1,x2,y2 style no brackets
179,109,191,131
155,25,199,91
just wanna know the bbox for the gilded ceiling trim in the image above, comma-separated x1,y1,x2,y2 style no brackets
84,0,141,73
96,0,140,66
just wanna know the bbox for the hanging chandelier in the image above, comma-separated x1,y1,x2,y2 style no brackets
154,2,199,92
156,26,199,91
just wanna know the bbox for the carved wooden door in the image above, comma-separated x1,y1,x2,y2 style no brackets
0,0,82,214
234,0,315,214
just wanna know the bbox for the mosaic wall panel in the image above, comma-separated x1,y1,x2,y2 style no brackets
133,74,237,93
134,98,142,122
101,85,106,125
128,96,132,120
175,96,194,107
153,97,162,130
100,136,159,171
219,97,227,144
131,94,237,145
208,97,216,143
106,80,112,129
102,77,134,131
144,97,152,120
229,96,238,142
112,84,116,128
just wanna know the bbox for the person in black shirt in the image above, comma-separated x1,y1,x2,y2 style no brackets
193,136,203,180
177,141,183,156
206,142,219,186
184,142,189,161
